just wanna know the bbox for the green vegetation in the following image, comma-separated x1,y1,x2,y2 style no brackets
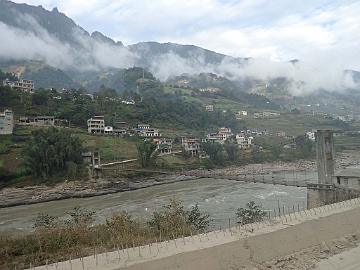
236,201,267,226
0,199,210,269
23,128,84,179
136,140,158,168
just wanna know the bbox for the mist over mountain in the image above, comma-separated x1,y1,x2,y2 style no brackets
0,0,359,95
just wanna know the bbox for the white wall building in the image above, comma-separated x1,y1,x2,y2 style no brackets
306,131,316,141
19,116,55,126
3,79,34,93
182,136,201,156
236,134,253,149
87,116,105,134
139,128,161,138
0,109,14,135
205,105,214,112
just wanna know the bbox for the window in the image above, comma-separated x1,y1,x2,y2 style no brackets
343,178,348,186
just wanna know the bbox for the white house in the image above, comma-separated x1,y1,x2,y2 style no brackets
87,116,105,134
104,126,114,135
236,134,253,149
182,136,201,156
0,109,14,135
205,105,214,112
235,111,248,119
306,131,316,141
3,79,34,93
206,127,233,144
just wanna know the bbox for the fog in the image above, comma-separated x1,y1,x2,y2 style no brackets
0,13,358,95
0,14,137,71
149,51,360,96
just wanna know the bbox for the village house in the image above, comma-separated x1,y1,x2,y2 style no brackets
137,124,151,131
205,105,214,112
0,109,14,135
3,79,34,93
139,128,161,138
206,127,233,144
333,168,360,190
153,138,173,154
218,127,233,140
199,87,222,93
104,126,114,135
306,131,316,141
276,131,286,137
80,93,94,100
235,111,248,120
181,136,201,156
253,111,281,119
113,121,129,136
19,116,55,126
236,134,254,149
87,116,105,134
121,99,135,105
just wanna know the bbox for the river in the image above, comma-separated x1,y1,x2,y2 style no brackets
0,171,316,232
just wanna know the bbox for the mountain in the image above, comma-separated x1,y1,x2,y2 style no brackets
0,0,359,100
0,0,89,48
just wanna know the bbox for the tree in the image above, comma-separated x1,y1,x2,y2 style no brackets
201,142,226,165
23,128,84,179
136,140,158,168
187,204,211,231
236,201,266,225
224,138,239,162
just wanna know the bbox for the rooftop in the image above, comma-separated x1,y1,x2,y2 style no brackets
334,167,360,178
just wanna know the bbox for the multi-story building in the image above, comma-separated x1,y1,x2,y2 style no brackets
139,128,161,138
0,109,14,135
199,87,222,93
205,105,214,112
181,136,201,156
19,116,55,126
205,127,233,144
137,124,150,131
3,79,34,93
235,111,248,120
87,116,105,134
153,138,173,154
236,134,254,149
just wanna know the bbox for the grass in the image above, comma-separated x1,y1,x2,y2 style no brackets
335,134,360,151
243,113,347,136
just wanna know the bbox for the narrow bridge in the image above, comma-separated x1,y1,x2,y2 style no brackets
184,172,315,187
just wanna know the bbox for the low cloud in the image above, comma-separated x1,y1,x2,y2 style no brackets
0,13,137,71
0,7,359,95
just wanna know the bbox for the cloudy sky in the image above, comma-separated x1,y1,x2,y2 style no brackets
10,0,360,67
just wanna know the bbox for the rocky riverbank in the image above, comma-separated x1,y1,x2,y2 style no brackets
0,175,198,208
188,150,360,177
1,150,359,208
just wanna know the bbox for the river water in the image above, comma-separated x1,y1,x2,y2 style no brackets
0,171,317,232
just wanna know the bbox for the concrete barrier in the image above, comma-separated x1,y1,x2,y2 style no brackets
28,198,360,270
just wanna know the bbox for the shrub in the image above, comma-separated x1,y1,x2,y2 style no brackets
236,201,266,226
